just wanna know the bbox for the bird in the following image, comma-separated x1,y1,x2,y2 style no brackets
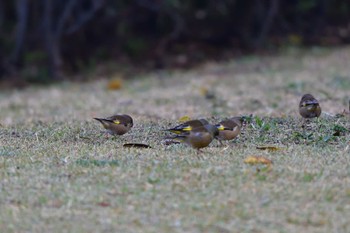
93,114,133,135
168,124,219,151
164,119,209,134
299,94,322,119
215,116,243,144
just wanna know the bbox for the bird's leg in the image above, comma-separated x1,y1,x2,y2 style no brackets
301,118,306,130
195,149,204,159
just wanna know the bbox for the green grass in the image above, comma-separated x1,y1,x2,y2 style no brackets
1,47,350,232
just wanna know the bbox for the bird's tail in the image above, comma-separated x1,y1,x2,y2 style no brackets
93,118,104,123
163,134,186,142
162,128,183,134
94,118,114,123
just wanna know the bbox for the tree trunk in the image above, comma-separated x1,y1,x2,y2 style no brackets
43,0,62,80
11,0,28,67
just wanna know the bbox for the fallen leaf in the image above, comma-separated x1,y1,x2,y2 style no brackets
178,115,191,122
256,146,282,151
48,199,63,208
244,156,273,165
199,86,209,96
199,86,215,99
97,201,110,207
107,78,123,90
288,34,302,45
123,143,152,148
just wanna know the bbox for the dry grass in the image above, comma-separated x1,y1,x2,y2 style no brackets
1,47,350,233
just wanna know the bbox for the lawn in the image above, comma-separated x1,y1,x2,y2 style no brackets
1,47,350,233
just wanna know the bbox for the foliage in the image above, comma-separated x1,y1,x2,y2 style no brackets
1,0,350,81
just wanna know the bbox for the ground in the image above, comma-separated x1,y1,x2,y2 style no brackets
1,47,350,233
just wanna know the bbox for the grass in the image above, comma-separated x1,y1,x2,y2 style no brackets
1,47,350,233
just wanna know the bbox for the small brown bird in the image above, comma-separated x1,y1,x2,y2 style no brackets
299,94,322,118
94,114,133,135
215,116,243,144
165,119,209,134
169,124,219,150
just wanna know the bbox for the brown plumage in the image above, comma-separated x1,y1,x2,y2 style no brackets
94,114,133,135
165,119,209,134
215,116,243,143
169,124,219,150
299,94,321,119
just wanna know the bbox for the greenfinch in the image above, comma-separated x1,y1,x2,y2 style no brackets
94,114,133,135
165,119,209,134
299,94,321,118
215,116,243,144
169,124,219,150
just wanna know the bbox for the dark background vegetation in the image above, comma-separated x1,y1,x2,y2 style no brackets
1,0,350,83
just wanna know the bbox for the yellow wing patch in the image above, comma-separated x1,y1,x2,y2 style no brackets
113,120,120,124
217,125,225,131
178,115,191,122
182,126,192,131
170,130,182,134
307,105,315,110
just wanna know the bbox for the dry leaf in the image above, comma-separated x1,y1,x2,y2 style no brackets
48,199,63,208
97,201,111,207
199,86,209,96
107,78,123,90
123,143,152,148
199,86,215,99
256,146,282,151
178,115,191,122
288,34,302,45
244,156,273,165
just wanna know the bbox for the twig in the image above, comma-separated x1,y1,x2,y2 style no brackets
56,0,79,39
65,0,105,35
253,0,279,48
